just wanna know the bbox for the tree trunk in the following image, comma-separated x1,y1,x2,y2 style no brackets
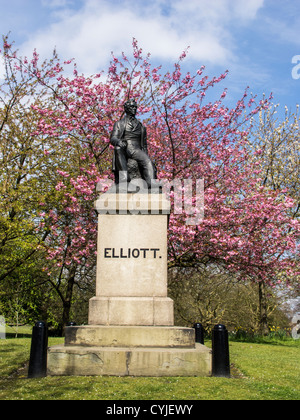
258,281,269,335
61,265,77,335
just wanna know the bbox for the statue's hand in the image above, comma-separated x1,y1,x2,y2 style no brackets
118,140,127,149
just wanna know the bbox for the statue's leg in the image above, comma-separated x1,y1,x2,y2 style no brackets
114,147,128,183
130,149,156,188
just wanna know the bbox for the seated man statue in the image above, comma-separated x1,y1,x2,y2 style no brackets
110,99,157,190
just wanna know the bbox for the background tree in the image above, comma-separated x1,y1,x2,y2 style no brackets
0,38,101,331
249,103,300,217
0,37,57,325
247,103,300,331
168,266,290,334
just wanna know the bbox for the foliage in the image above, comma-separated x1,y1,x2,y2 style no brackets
0,39,50,284
168,267,290,333
249,103,300,217
247,103,300,331
0,36,100,328
230,326,292,342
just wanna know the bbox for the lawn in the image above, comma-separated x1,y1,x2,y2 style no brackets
0,337,299,400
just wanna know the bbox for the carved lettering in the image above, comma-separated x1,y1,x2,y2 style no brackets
131,248,140,258
104,248,161,259
104,248,111,258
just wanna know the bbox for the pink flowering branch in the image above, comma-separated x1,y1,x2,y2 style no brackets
4,35,297,289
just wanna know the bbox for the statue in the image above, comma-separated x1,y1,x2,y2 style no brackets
110,99,158,191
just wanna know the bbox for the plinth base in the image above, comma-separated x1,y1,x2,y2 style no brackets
47,326,212,377
47,344,211,377
88,297,174,326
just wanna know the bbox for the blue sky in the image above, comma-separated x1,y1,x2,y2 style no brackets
1,0,300,113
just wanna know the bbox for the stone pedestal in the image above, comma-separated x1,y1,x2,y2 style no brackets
47,192,211,376
88,194,173,326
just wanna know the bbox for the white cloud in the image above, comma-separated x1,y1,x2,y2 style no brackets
18,0,265,74
231,0,264,21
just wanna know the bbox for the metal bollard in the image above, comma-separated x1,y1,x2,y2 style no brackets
212,324,230,377
28,321,48,378
193,323,204,344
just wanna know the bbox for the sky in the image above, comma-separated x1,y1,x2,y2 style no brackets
1,0,300,113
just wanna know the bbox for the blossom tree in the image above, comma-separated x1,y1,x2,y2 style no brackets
247,103,300,327
1,37,299,330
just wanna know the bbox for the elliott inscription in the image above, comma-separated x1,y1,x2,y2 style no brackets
104,248,162,259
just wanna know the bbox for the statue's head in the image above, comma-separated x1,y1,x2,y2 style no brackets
124,99,138,117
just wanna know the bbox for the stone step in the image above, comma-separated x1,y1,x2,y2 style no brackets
65,325,196,348
47,343,212,377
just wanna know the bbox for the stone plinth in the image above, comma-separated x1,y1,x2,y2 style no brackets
47,192,211,377
88,193,173,326
88,296,174,326
64,325,195,348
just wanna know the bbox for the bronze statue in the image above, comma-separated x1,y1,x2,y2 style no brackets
110,99,157,190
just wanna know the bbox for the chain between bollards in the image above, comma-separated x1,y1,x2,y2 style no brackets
211,324,230,377
28,321,48,378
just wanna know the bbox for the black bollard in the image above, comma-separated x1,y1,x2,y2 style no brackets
193,323,204,344
28,321,48,378
212,324,230,377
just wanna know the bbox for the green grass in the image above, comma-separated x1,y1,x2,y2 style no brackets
3,324,33,338
0,337,299,400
